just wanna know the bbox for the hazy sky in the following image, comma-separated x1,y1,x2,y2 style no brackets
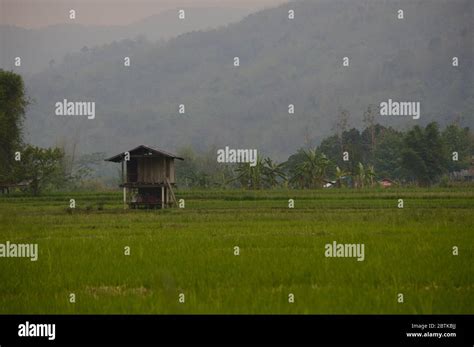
1,0,290,28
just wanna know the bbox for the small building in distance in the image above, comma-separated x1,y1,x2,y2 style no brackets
105,145,183,209
450,168,474,181
379,178,395,188
323,179,336,188
450,156,474,182
0,180,32,195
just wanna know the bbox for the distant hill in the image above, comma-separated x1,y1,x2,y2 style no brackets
17,0,474,160
0,8,252,74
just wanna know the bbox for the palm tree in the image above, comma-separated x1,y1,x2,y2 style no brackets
355,162,365,188
262,157,286,188
335,166,349,188
365,165,376,187
234,157,264,189
290,149,330,188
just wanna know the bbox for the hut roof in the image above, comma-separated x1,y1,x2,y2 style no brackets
105,145,184,162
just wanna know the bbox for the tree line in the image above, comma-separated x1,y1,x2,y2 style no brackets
175,121,473,189
1,70,473,195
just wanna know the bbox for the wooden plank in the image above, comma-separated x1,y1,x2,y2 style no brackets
166,178,178,206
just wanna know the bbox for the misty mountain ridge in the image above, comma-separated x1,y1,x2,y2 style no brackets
0,7,252,74
12,0,474,161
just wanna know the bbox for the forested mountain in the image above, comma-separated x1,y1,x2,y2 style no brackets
0,8,251,74
18,0,474,161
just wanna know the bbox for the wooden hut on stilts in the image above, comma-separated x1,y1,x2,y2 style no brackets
105,145,183,209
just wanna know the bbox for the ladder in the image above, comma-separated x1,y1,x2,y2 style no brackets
165,178,178,207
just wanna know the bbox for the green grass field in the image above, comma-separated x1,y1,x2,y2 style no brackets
0,188,472,314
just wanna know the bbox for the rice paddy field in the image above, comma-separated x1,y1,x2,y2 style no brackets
0,188,472,314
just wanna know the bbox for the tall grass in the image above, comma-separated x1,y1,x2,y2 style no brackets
0,188,472,314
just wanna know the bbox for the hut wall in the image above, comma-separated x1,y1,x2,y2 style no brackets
127,159,138,182
130,156,177,184
167,158,176,183
137,157,165,183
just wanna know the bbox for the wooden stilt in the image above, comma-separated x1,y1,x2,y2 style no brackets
161,186,165,209
123,187,127,209
122,160,127,209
